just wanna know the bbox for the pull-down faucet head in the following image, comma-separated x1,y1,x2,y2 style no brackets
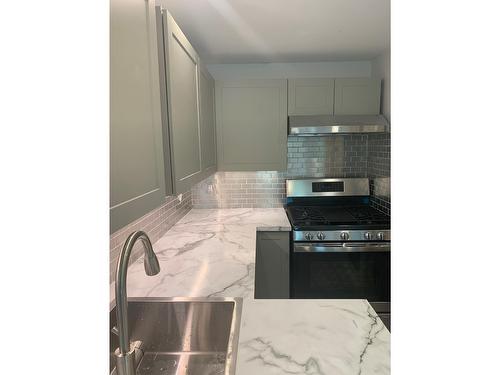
141,237,160,276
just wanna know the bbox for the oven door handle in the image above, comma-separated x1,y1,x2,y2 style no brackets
293,242,390,253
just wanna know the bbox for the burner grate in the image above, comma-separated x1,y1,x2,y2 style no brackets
345,208,387,224
290,207,326,222
287,205,390,228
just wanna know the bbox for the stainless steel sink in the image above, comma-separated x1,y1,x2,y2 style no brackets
109,297,243,375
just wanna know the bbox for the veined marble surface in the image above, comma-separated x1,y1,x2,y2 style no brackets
122,208,291,300
237,299,390,375
111,208,390,375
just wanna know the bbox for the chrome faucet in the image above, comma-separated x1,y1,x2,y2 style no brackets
114,231,160,375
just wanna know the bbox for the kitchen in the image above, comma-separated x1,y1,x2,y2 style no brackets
109,1,391,373
3,1,499,375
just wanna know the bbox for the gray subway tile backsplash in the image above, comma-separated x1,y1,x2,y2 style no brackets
367,133,391,216
192,134,383,209
109,191,192,282
192,134,390,214
109,133,390,279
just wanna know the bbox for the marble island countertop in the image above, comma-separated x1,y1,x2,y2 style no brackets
115,208,390,375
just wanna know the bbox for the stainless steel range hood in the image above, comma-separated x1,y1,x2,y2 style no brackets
288,115,389,136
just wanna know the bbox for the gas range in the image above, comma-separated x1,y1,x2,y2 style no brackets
287,205,390,242
286,178,391,319
285,178,390,241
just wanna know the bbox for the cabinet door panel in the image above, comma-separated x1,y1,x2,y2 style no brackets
215,80,287,171
334,78,381,115
199,66,217,176
110,0,166,233
288,78,334,115
163,11,202,193
255,232,290,299
154,8,173,196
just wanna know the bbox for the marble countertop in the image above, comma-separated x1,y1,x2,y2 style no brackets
116,208,390,375
238,299,390,375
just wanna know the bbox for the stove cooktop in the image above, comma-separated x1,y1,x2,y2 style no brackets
285,205,390,231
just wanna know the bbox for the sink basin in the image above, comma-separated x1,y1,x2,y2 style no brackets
109,297,243,375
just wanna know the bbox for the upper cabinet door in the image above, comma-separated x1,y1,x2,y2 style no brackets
334,78,381,115
110,0,166,233
215,79,287,171
199,65,217,177
288,78,335,115
162,11,202,193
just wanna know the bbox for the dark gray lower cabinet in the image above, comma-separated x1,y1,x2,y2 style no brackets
254,231,290,298
378,313,391,332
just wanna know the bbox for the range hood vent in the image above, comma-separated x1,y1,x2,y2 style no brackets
288,115,389,136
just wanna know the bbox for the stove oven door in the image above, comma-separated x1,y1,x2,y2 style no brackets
291,242,390,304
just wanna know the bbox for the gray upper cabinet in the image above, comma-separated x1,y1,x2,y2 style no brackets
199,64,217,178
160,10,203,194
215,79,287,171
288,78,335,115
334,78,381,115
288,78,381,116
110,0,166,233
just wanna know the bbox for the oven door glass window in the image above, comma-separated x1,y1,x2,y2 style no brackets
292,250,390,301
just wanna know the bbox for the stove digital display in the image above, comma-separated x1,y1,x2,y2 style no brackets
312,181,344,193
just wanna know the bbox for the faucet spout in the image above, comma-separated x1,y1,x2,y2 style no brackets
114,231,160,375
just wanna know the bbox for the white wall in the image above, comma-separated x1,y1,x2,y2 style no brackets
371,50,391,122
207,61,372,80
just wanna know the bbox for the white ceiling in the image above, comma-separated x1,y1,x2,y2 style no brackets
160,0,390,64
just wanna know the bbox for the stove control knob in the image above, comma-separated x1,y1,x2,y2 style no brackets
304,232,314,241
317,232,325,240
364,232,373,240
377,232,385,240
340,232,349,241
